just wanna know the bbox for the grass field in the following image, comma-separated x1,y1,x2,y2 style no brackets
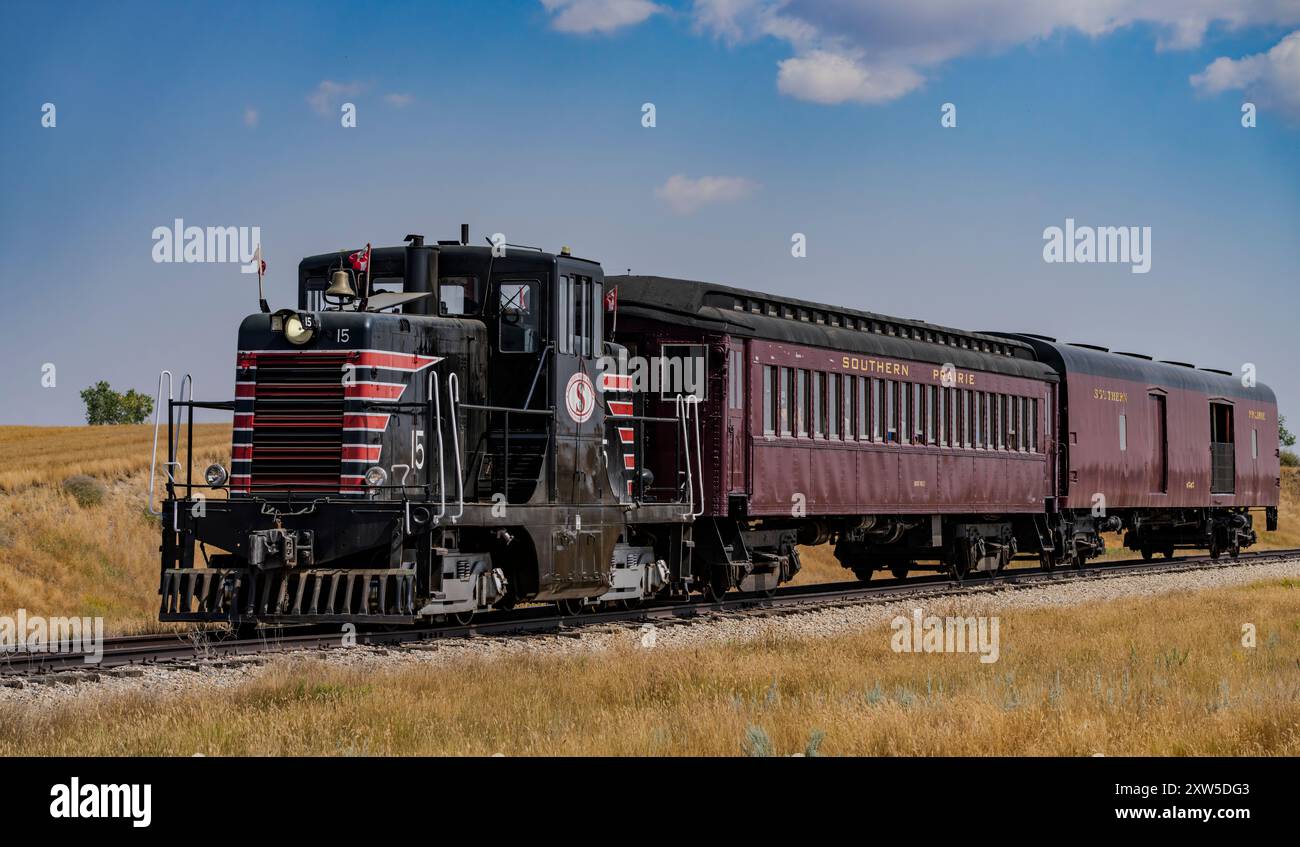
0,424,1295,631
0,424,229,633
2,578,1296,756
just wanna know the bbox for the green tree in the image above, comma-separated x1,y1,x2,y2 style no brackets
80,381,154,425
1280,415,1296,448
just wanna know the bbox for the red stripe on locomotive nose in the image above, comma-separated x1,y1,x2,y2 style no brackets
608,400,633,416
343,382,407,400
600,374,632,391
623,454,636,470
343,414,391,431
617,426,634,444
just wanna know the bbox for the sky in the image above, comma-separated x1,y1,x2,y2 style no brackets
1,0,1297,427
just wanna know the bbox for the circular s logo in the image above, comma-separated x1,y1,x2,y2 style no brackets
565,372,595,424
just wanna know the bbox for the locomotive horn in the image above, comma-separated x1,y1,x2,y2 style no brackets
326,269,357,300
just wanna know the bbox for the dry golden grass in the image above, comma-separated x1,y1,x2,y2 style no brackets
2,579,1296,756
0,424,230,492
0,425,229,633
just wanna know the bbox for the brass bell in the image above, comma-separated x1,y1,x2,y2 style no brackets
326,269,357,300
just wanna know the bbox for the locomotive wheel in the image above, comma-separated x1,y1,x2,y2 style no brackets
702,570,731,602
1039,550,1056,572
850,566,874,583
1140,547,1153,562
556,598,587,616
890,563,910,580
1209,540,1221,560
1162,546,1175,559
1229,541,1241,559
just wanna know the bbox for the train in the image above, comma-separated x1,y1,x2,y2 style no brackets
152,230,1281,630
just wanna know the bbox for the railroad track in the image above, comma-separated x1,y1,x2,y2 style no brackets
4,546,1298,678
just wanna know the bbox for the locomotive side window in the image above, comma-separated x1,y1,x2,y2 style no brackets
762,365,775,435
591,281,603,350
1252,428,1258,459
573,277,589,357
556,275,572,354
1029,399,1038,452
439,275,481,316
498,281,539,353
976,393,986,448
1119,413,1127,451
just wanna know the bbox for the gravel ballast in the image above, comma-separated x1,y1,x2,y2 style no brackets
3,557,1297,708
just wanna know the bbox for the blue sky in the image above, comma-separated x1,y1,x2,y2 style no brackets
1,0,1297,426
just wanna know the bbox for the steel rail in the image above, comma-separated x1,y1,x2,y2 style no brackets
4,547,1298,677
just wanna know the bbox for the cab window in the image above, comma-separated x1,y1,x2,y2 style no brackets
498,280,539,353
439,276,481,316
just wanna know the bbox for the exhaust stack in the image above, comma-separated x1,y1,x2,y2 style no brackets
403,233,437,316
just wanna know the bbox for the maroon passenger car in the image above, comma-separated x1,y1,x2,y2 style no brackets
612,275,1278,591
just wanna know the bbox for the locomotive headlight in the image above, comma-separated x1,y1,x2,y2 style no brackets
364,466,388,488
204,463,229,488
283,313,315,345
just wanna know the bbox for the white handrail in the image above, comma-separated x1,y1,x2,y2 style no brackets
686,395,705,518
678,396,694,519
429,371,446,524
147,370,173,515
446,372,464,523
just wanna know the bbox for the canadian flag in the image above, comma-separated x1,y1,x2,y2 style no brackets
604,285,618,312
349,244,371,272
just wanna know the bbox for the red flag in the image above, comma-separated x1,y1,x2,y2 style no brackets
348,245,371,272
604,285,618,312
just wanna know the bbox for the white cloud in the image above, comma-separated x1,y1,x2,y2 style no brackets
777,50,923,105
541,0,665,34
688,0,1300,105
655,174,756,215
243,107,259,128
307,80,365,116
1191,29,1300,118
383,92,415,108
